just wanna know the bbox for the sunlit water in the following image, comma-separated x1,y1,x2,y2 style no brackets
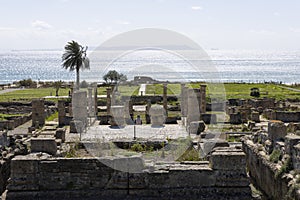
0,49,299,84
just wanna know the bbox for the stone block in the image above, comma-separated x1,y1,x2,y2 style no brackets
189,121,205,135
268,121,287,142
230,113,242,124
187,89,200,125
202,139,230,156
70,120,84,133
72,91,87,127
149,105,166,127
251,112,260,122
201,113,217,124
0,131,8,146
32,99,45,127
31,138,57,155
285,134,300,155
210,150,246,170
55,128,66,142
110,106,125,127
292,144,300,170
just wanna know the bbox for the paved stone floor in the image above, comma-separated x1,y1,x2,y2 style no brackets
82,123,189,142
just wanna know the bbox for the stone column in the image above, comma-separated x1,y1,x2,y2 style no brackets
163,83,168,115
94,87,98,116
72,91,88,132
124,99,133,125
187,89,201,126
145,99,151,124
58,100,66,127
149,105,166,127
110,105,125,127
183,86,188,117
180,83,185,117
32,99,45,128
88,87,95,117
200,84,206,113
106,88,112,115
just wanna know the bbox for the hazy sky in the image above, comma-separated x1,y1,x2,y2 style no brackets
0,0,300,50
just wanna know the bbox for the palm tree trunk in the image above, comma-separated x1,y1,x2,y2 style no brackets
76,67,80,90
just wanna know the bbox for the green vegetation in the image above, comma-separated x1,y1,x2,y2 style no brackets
2,82,298,103
269,149,281,163
227,136,241,142
46,112,58,121
145,83,300,100
177,147,201,161
0,113,24,121
62,40,89,90
0,88,70,102
102,70,127,84
146,84,179,95
97,85,140,96
65,142,80,158
275,157,293,179
130,143,154,152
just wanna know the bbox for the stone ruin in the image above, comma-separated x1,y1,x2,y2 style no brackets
242,120,300,199
4,146,251,200
5,83,300,199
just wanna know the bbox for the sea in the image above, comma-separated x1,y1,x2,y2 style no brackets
0,49,299,84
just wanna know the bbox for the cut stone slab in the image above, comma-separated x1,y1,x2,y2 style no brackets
268,121,287,142
210,150,246,170
31,138,57,155
55,128,66,142
189,121,205,135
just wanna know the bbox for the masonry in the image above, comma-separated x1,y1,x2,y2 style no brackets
4,147,251,200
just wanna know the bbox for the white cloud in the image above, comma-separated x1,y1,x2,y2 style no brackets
31,20,52,30
274,12,280,16
289,27,300,33
191,6,203,11
115,20,130,25
0,27,15,31
249,29,276,35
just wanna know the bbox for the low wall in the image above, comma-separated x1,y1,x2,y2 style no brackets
5,148,251,200
242,139,292,200
0,114,31,131
275,111,300,122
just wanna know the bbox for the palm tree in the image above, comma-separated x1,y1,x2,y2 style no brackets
62,40,89,90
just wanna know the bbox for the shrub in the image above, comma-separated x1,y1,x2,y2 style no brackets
269,149,281,163
275,157,293,179
131,143,144,152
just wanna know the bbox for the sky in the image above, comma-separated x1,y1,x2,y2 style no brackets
0,0,300,51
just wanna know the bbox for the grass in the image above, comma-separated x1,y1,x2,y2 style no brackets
97,85,140,96
145,82,300,100
1,82,299,103
146,84,179,96
0,88,70,102
177,147,201,161
0,113,24,121
46,112,58,121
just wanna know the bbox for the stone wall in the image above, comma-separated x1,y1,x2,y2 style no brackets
0,114,31,131
5,148,251,200
242,139,293,200
275,111,300,122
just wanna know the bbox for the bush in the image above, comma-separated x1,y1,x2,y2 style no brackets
270,149,281,163
275,157,293,179
19,78,35,87
131,143,144,152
